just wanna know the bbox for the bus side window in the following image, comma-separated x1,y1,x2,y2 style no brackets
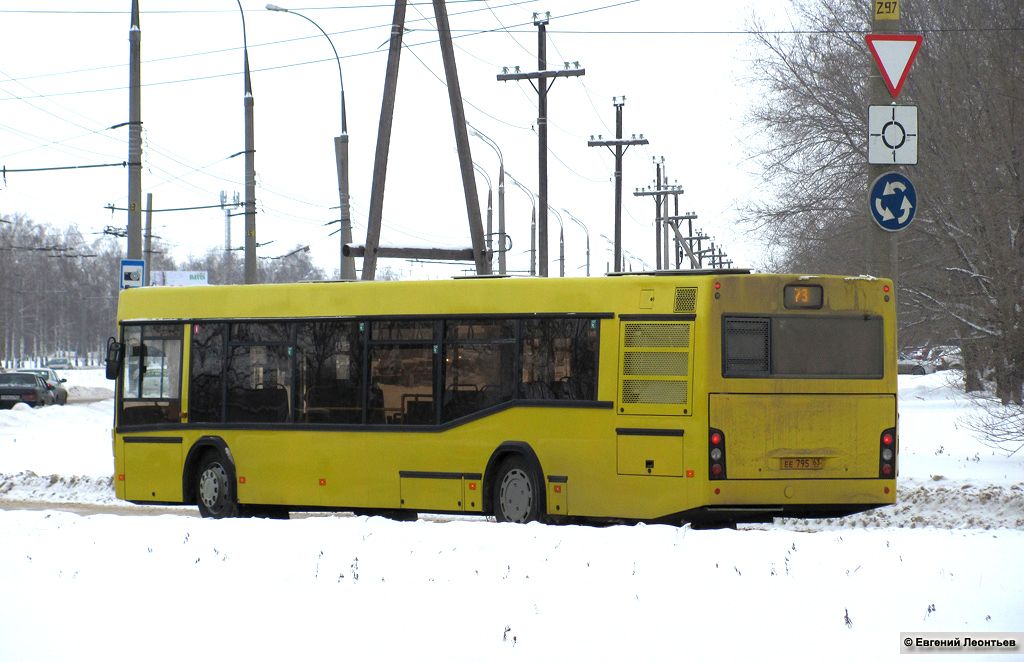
296,321,363,424
520,318,598,401
190,323,226,423
369,320,438,425
442,319,515,422
224,323,292,424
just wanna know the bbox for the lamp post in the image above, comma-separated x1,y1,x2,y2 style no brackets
267,4,355,280
547,205,564,278
238,0,257,284
562,208,590,277
467,123,505,275
471,161,493,264
506,171,536,276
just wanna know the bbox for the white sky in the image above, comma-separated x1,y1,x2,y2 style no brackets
0,1,786,280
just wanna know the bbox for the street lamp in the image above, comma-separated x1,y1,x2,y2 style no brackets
267,4,355,280
547,205,565,278
239,0,257,284
471,160,493,264
506,171,536,276
562,208,590,277
467,122,505,275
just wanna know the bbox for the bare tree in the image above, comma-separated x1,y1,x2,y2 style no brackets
740,0,1024,406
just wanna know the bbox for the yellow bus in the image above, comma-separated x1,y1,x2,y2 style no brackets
106,271,897,526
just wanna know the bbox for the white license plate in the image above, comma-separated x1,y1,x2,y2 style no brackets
781,457,824,470
1,395,20,401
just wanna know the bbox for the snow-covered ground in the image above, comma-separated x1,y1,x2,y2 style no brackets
1,370,1022,660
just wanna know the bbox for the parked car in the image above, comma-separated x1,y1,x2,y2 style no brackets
47,357,73,370
929,345,964,371
0,373,56,408
16,368,69,405
897,353,937,375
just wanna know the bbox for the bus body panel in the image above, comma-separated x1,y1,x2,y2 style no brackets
120,436,184,502
709,393,896,479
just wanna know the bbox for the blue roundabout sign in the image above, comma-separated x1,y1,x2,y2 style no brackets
869,172,917,232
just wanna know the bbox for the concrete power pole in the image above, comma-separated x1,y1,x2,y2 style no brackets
497,13,585,277
127,0,142,260
238,1,257,285
360,0,490,279
588,97,648,273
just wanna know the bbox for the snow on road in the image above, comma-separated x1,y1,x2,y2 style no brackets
0,370,1022,661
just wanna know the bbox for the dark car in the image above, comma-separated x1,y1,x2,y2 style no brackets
16,369,69,405
0,373,56,408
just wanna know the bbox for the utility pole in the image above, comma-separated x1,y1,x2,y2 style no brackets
362,0,406,280
497,12,585,277
360,0,490,279
655,158,663,268
588,96,648,272
237,1,257,284
433,0,490,276
144,193,153,281
633,158,682,271
127,0,142,260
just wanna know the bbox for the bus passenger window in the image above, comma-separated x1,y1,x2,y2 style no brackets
520,318,598,400
443,319,515,422
189,323,226,423
296,322,363,424
225,325,293,424
370,346,435,425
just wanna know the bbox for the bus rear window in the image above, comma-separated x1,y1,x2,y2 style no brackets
723,315,883,378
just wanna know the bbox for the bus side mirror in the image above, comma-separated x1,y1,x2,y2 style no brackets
105,337,124,381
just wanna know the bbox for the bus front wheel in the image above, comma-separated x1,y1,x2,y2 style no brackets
196,451,240,519
493,456,542,523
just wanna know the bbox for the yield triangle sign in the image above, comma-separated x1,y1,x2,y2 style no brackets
866,34,923,98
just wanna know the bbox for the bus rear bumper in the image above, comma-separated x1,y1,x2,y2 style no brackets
657,477,897,526
671,502,892,528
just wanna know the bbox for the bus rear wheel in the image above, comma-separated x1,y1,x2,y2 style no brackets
493,456,542,523
196,451,240,519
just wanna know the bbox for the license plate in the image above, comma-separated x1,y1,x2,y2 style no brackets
781,457,824,470
1,395,19,401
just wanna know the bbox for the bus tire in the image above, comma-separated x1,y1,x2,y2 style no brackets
493,456,542,523
195,450,240,519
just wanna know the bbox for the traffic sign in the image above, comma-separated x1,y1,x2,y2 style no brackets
869,105,917,164
874,0,899,20
865,34,923,98
120,259,145,289
869,172,917,232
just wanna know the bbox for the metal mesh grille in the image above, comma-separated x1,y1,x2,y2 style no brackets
623,323,690,348
623,351,689,376
621,379,688,404
674,287,697,313
723,317,770,376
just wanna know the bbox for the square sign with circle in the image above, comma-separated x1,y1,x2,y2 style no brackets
869,105,918,165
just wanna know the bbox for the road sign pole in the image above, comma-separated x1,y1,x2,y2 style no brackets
865,11,901,288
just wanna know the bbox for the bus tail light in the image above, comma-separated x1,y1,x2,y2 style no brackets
709,428,727,480
879,428,896,478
